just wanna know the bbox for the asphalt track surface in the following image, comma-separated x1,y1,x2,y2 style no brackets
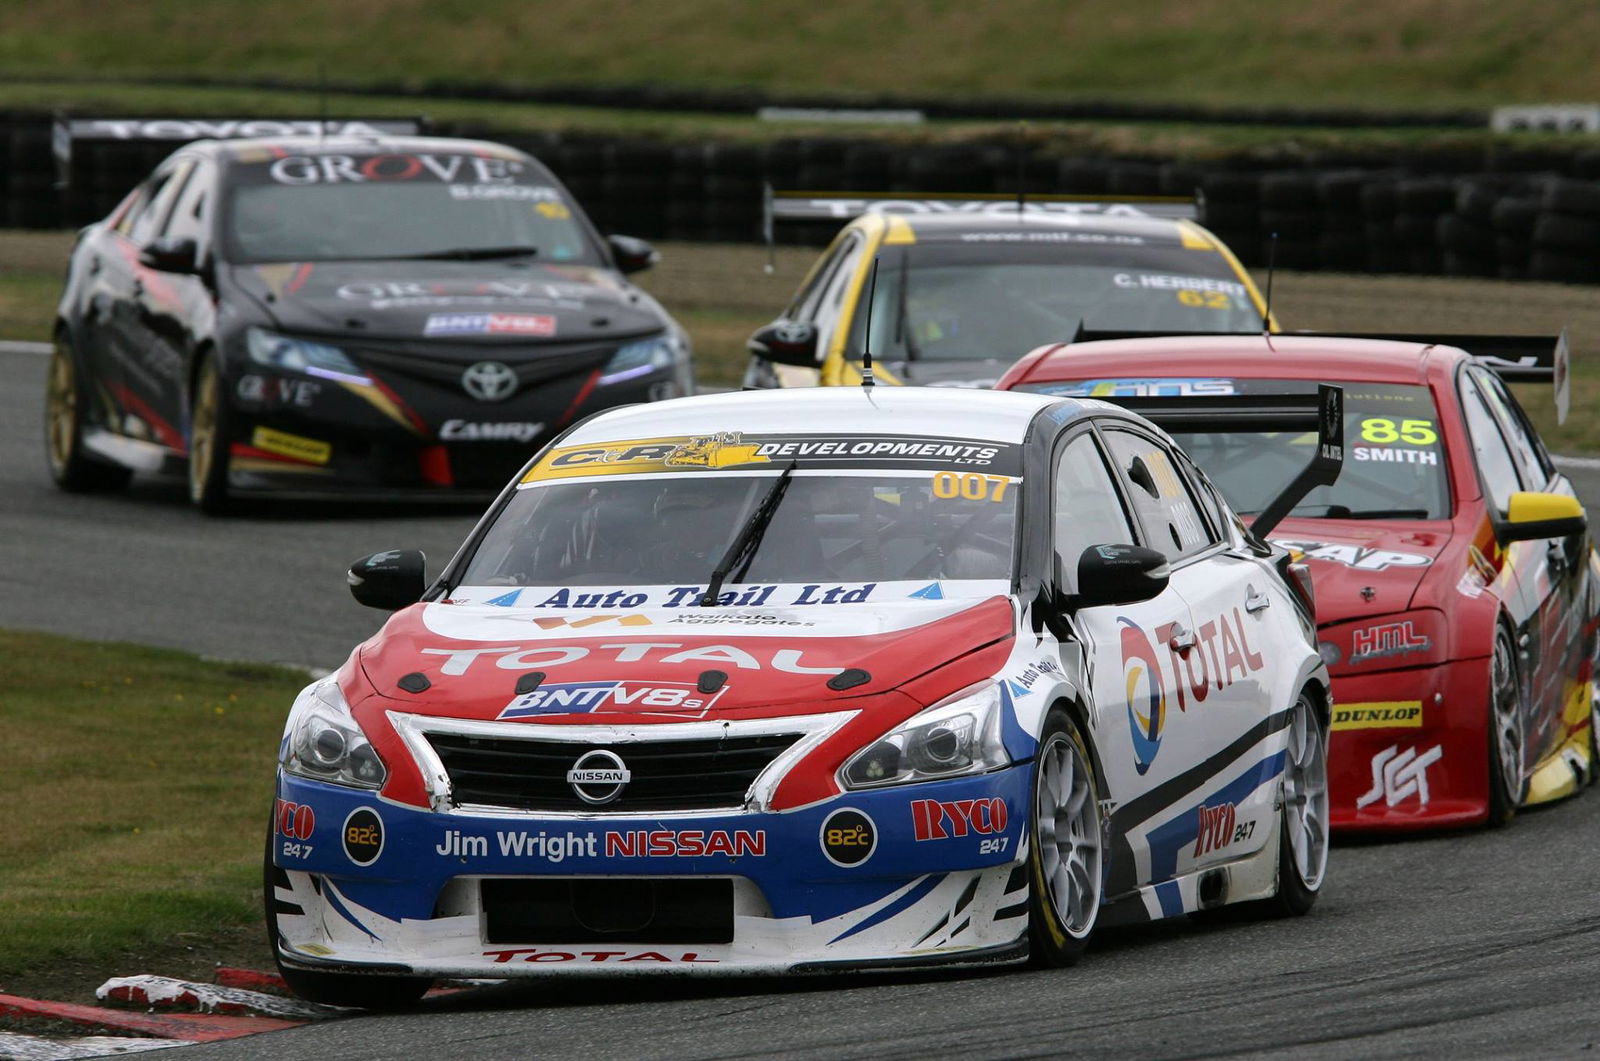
7,344,1600,1059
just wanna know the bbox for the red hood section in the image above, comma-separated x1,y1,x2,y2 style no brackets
347,596,1016,724
1270,518,1453,625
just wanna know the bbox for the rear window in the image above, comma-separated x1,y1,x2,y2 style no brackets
1020,379,1451,520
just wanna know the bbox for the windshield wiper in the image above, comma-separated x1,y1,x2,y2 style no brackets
1300,504,1432,520
408,244,540,261
700,462,798,607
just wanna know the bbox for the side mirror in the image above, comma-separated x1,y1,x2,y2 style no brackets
1068,543,1170,609
348,549,427,610
607,234,658,274
138,236,198,274
747,319,819,367
1500,491,1587,542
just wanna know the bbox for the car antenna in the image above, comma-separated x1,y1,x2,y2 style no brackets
861,256,879,388
762,182,776,276
1261,230,1278,336
317,64,328,145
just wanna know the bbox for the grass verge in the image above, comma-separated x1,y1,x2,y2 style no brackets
0,629,305,997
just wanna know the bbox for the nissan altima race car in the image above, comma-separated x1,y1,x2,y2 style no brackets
45,130,691,511
999,333,1599,831
745,194,1270,390
266,385,1338,1007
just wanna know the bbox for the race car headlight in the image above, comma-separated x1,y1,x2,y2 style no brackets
840,681,1009,790
600,333,682,387
246,327,366,381
281,679,386,789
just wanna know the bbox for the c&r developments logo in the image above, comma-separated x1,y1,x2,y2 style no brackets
1119,618,1167,775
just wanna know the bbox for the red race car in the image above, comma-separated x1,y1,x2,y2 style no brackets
998,332,1598,831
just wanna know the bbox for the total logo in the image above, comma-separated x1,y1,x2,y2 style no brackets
1356,745,1444,809
1118,605,1266,774
485,949,718,964
498,680,730,719
421,642,843,676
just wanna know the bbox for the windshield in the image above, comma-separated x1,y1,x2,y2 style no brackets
223,151,600,264
1020,379,1450,520
460,471,1018,588
848,241,1260,363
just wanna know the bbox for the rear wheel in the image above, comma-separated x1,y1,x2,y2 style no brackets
44,335,132,492
187,353,233,513
262,830,432,1009
1486,626,1524,826
1269,690,1328,916
1028,710,1103,967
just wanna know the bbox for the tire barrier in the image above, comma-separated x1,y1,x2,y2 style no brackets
8,109,1600,283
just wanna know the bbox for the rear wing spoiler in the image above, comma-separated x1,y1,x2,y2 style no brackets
1112,385,1346,539
52,116,428,187
1062,326,1572,425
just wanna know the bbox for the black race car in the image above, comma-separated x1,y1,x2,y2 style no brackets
45,133,693,510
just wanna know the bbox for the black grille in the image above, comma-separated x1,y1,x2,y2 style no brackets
352,342,616,391
426,733,801,812
482,878,734,944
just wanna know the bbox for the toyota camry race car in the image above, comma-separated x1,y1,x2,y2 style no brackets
744,193,1269,390
1000,333,1599,831
266,385,1339,1006
45,128,691,511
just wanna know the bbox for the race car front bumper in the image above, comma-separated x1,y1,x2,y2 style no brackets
269,767,1032,978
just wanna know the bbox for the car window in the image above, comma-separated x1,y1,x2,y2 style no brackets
161,159,212,248
1052,431,1137,587
463,471,1017,587
222,151,602,264
841,239,1260,362
789,232,857,322
123,167,182,244
1473,367,1553,487
1458,370,1525,512
1101,426,1216,559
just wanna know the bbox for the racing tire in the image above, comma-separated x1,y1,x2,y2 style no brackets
44,333,133,492
1486,624,1525,826
1267,690,1329,916
1027,709,1103,967
187,352,234,514
262,832,433,1010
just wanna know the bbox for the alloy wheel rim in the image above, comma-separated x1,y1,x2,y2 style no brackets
46,343,77,473
1492,632,1522,797
189,363,217,502
1035,733,1101,939
1282,695,1329,890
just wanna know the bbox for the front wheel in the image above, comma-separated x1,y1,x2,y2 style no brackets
262,832,432,1009
187,353,233,513
1269,690,1329,916
1486,625,1525,826
44,335,132,492
1028,710,1103,967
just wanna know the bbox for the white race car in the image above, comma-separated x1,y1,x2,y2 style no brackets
268,386,1334,1006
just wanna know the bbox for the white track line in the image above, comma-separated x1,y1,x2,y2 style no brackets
0,1031,191,1059
1555,455,1600,472
0,340,51,355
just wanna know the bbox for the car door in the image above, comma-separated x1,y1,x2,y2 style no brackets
102,162,191,450
1095,422,1285,875
133,158,216,440
1470,366,1591,767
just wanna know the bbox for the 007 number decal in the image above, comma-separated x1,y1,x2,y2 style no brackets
933,471,1010,502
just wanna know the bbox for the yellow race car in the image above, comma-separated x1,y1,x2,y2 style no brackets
746,195,1273,389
